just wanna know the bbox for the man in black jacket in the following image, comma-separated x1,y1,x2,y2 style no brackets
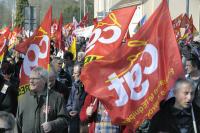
0,62,18,116
149,79,200,133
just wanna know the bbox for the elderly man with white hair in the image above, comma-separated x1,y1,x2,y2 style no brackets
16,66,68,133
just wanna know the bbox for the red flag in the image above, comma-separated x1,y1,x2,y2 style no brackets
0,35,8,60
172,14,183,41
51,18,58,39
81,0,183,130
181,15,198,44
17,6,52,96
172,14,183,30
180,13,190,29
93,18,98,25
8,27,22,50
84,6,136,65
0,26,10,35
79,13,89,28
0,27,10,62
55,12,65,51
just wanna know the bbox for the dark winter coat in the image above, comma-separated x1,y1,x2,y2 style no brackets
0,74,18,115
149,97,200,133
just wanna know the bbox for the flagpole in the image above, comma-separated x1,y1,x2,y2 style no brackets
45,14,52,121
45,83,49,122
45,57,51,122
191,104,197,133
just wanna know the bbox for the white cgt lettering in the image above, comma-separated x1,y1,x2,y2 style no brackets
85,26,121,54
22,35,49,77
107,44,158,107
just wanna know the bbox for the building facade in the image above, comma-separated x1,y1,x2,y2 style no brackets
94,0,200,37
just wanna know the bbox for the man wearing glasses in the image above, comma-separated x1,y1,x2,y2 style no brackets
16,67,68,133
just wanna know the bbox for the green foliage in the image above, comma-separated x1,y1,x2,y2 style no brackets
63,4,80,23
15,0,29,27
19,0,94,26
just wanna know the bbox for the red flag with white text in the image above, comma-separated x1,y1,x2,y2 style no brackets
81,0,183,130
84,6,136,65
17,6,52,96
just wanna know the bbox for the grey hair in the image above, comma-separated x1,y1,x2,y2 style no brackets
0,111,15,130
173,78,195,92
31,66,48,82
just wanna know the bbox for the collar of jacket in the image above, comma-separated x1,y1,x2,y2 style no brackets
171,106,191,116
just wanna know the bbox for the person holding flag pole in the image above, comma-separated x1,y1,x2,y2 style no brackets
16,67,68,133
15,6,69,133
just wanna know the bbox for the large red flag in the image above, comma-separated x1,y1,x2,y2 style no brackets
84,6,136,65
81,0,183,130
17,6,52,96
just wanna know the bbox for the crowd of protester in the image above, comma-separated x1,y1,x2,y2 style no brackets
0,25,200,133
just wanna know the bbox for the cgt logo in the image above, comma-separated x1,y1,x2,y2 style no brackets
85,13,122,54
86,26,121,54
22,35,49,77
107,44,158,107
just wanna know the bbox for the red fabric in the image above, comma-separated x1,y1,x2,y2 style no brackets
51,18,58,37
79,13,89,28
80,95,133,133
81,0,183,130
172,14,183,30
172,14,183,41
15,6,52,54
180,13,190,28
17,6,52,96
0,27,10,56
0,35,7,56
92,18,98,25
80,95,98,133
85,6,136,61
55,13,65,51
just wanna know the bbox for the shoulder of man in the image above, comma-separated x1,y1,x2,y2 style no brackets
49,89,64,99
